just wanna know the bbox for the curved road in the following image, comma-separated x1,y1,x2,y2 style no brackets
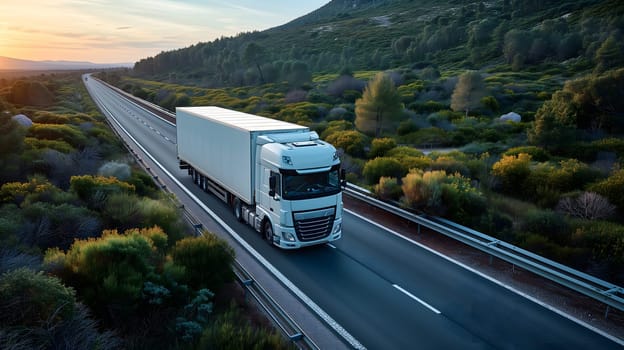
85,76,622,350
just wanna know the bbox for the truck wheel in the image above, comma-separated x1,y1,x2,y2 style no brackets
232,197,243,222
263,220,274,245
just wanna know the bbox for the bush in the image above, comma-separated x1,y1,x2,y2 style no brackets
325,130,367,158
557,192,615,220
44,227,167,316
571,220,624,275
363,157,405,184
589,169,624,214
369,137,397,158
0,268,76,327
491,153,532,196
98,161,131,180
28,123,87,148
504,146,550,162
70,175,135,207
170,234,235,292
199,304,294,350
520,209,569,244
374,177,402,201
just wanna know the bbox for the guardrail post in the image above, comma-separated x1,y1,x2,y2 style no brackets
605,305,610,320
489,255,493,265
242,279,254,300
193,223,203,236
417,223,421,235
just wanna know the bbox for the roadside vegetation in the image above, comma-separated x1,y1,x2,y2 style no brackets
0,72,293,349
99,0,624,285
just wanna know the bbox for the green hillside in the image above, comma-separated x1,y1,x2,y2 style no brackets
132,0,623,86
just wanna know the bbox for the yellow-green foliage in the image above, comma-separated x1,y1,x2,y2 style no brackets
491,153,532,195
28,123,87,148
0,175,64,205
44,227,167,308
170,234,234,291
70,175,135,202
275,101,325,125
374,176,402,201
199,305,295,350
0,268,76,327
589,169,624,212
320,120,354,139
363,157,405,184
24,137,74,153
325,130,367,157
386,146,425,158
402,169,484,219
369,137,397,158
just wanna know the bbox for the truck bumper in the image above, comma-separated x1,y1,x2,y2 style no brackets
273,218,342,249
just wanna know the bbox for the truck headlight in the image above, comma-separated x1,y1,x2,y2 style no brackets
332,223,341,234
283,231,295,242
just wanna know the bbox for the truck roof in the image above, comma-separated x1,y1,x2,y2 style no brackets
177,106,307,132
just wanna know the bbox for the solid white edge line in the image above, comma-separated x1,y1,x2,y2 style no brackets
92,88,366,350
345,209,624,346
392,284,441,314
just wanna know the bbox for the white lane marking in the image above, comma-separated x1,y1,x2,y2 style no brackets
95,98,365,350
393,284,441,314
327,243,337,249
345,209,624,346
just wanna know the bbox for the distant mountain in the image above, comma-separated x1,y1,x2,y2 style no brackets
0,56,133,71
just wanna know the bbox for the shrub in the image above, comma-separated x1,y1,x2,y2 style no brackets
98,161,131,180
520,209,569,245
70,175,135,206
0,268,76,327
571,220,624,273
504,146,550,162
363,157,405,184
28,123,87,148
199,304,294,350
320,120,354,139
44,227,167,316
170,234,235,292
491,153,532,196
589,169,624,213
557,192,615,220
374,177,402,201
325,130,367,158
369,137,397,158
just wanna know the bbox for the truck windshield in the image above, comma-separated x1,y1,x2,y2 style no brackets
282,166,341,200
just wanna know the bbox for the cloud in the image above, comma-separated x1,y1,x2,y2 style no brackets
116,26,132,30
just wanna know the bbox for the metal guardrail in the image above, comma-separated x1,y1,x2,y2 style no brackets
343,183,624,317
86,77,318,349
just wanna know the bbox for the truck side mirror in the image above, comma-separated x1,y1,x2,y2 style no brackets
269,175,276,197
340,169,347,188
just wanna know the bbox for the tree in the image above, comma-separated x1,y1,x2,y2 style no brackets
451,71,486,117
355,72,403,137
242,42,266,84
594,33,624,74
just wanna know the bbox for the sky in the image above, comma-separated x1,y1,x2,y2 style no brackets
0,0,329,64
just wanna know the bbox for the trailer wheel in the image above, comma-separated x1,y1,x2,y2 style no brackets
263,220,274,245
232,197,243,222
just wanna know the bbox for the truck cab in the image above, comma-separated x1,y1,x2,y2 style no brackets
256,133,343,249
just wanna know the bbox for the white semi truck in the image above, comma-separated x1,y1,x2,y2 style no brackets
176,106,344,249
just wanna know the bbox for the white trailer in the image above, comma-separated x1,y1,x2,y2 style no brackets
177,106,344,249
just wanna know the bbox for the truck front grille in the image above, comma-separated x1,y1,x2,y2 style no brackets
293,207,335,242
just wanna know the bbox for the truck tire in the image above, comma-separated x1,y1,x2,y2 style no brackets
263,220,274,245
232,197,243,222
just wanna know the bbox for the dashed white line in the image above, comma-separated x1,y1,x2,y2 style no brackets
327,243,337,249
392,284,441,314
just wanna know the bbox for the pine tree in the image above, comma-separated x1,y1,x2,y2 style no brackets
451,71,486,117
355,72,403,137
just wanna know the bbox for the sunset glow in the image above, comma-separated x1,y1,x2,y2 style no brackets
0,0,327,64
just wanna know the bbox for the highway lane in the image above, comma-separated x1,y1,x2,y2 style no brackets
85,76,622,349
